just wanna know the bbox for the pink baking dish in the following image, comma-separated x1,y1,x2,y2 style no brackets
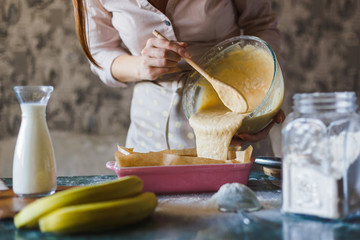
106,161,252,194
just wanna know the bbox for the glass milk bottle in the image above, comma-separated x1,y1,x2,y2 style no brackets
281,92,360,219
13,86,57,197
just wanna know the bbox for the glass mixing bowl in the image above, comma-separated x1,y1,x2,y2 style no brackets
182,35,284,134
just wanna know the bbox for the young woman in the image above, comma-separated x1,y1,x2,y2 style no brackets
72,0,285,153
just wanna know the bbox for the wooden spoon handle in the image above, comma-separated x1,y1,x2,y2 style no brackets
152,30,213,80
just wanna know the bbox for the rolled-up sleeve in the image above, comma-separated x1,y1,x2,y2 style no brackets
86,0,129,87
233,0,281,59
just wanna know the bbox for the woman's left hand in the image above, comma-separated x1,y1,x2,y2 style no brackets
230,109,285,146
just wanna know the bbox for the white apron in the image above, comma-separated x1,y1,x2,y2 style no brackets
125,74,196,152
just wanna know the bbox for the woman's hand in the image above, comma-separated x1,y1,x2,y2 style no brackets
137,38,191,80
231,109,285,146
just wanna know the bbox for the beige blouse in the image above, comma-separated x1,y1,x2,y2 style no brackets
85,0,281,152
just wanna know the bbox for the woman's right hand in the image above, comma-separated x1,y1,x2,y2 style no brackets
231,109,286,146
138,38,191,80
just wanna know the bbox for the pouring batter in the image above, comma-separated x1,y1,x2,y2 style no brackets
189,44,278,160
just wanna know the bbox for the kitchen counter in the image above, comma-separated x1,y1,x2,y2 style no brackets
1,172,360,240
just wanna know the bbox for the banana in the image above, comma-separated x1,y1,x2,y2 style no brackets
14,176,143,229
39,192,157,234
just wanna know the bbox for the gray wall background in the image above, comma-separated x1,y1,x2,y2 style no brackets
0,0,359,177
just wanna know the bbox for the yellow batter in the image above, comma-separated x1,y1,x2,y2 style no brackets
189,45,276,160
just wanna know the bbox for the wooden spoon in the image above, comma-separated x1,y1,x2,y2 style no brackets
152,30,248,113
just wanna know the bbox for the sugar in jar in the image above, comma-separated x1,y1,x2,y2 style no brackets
281,92,360,219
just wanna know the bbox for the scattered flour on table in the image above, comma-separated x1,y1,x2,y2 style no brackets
156,183,260,216
157,194,219,216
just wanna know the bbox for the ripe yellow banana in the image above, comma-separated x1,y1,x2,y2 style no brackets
14,176,143,229
39,192,157,234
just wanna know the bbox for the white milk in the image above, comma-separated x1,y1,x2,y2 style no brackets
13,103,56,197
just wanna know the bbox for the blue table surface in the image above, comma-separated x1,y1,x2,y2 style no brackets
1,171,360,240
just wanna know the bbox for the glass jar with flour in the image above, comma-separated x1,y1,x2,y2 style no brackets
281,92,360,219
